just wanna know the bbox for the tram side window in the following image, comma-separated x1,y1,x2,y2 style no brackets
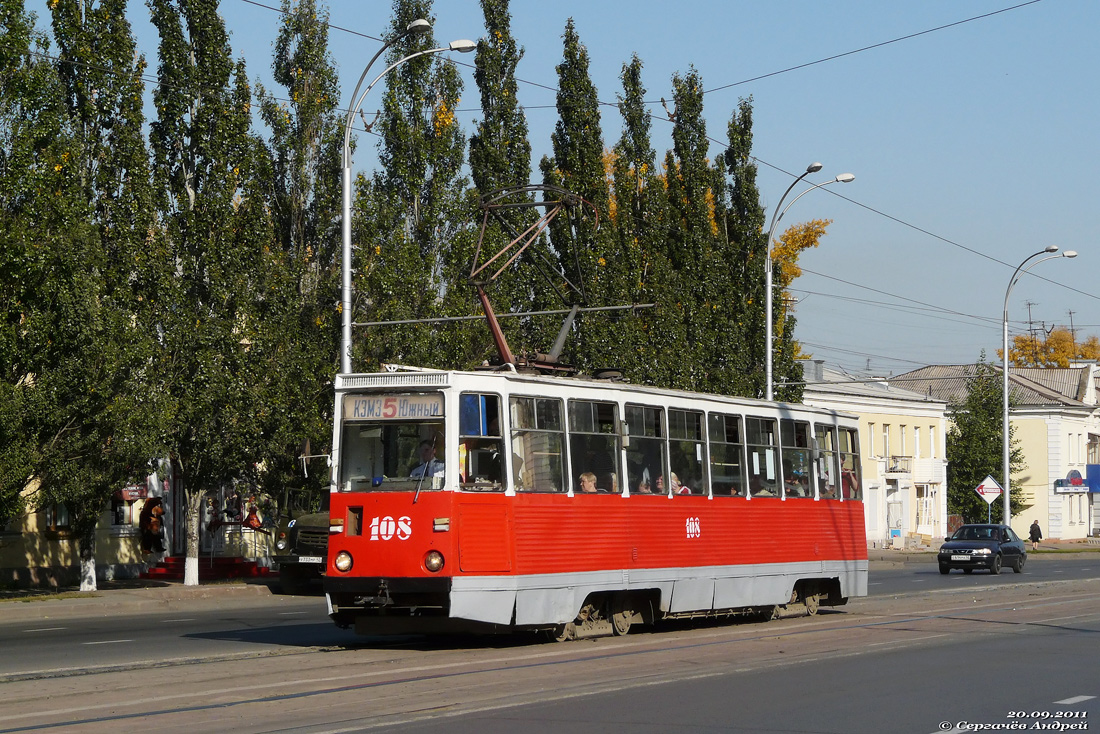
839,427,863,500
669,409,705,496
780,420,813,498
624,404,666,495
568,400,622,493
814,424,840,499
509,396,565,492
746,417,779,497
708,413,745,496
459,393,504,491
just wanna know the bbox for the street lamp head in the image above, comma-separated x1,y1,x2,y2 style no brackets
1043,245,1059,253
449,39,478,53
406,19,431,35
835,173,855,183
1064,250,1078,258
806,162,823,173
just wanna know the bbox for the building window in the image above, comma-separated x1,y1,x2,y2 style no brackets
1088,434,1100,464
914,427,921,460
882,424,890,459
44,503,72,533
112,497,135,526
866,422,875,458
930,426,937,459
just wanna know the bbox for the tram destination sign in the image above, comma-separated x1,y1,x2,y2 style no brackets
973,475,1003,505
344,393,444,421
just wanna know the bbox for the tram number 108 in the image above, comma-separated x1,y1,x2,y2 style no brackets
369,515,412,541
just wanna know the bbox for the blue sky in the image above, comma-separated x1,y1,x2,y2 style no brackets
120,0,1098,376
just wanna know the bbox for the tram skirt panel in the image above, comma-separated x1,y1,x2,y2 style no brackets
450,577,518,625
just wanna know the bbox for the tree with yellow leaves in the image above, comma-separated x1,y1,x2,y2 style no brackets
1006,327,1100,367
771,218,831,352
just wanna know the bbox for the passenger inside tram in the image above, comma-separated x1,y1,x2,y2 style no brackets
578,472,599,493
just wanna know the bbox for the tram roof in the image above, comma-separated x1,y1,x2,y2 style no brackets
336,367,858,422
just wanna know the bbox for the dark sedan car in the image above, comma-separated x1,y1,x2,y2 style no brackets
938,523,1027,574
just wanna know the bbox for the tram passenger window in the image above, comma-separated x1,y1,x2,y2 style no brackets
746,417,779,497
568,400,622,493
839,428,862,500
509,396,565,492
814,425,840,499
669,409,705,496
780,420,813,498
625,404,666,495
709,413,745,496
459,393,504,491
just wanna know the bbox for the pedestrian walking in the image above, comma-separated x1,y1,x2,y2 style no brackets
1029,519,1043,550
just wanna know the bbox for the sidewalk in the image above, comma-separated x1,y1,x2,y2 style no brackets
0,578,287,623
868,538,1100,565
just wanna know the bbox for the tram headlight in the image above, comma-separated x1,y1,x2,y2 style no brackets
334,550,353,572
424,550,445,573
275,533,288,551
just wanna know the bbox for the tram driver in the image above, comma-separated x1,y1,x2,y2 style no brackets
410,440,445,479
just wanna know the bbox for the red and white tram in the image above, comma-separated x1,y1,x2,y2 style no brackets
323,366,866,638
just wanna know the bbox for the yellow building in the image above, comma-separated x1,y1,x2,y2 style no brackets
890,363,1100,541
801,360,950,547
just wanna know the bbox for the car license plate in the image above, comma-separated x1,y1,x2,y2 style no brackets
298,556,323,564
950,555,969,561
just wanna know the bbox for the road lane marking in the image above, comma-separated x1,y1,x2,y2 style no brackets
162,618,195,623
278,611,309,616
82,640,132,645
1054,695,1095,704
24,627,66,633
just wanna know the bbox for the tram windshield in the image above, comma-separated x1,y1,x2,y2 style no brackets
338,393,445,492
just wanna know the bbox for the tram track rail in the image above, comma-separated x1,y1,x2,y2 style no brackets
3,580,1100,733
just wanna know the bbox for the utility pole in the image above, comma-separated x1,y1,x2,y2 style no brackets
1068,310,1078,357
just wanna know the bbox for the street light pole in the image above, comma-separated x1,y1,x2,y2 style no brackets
1001,246,1077,524
339,22,475,374
764,165,854,400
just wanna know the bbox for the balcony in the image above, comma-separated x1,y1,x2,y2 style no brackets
885,456,912,476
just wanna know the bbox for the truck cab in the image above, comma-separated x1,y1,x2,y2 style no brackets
272,489,329,594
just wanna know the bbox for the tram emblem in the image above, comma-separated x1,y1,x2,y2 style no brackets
685,517,701,539
369,515,412,541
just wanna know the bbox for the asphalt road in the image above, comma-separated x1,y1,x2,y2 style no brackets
2,555,1098,733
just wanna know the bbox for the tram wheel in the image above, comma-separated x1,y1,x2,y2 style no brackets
802,593,820,616
551,622,576,642
611,609,633,636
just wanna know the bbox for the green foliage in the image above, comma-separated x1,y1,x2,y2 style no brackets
945,357,1027,522
355,0,476,371
147,0,276,565
1,0,157,571
254,0,343,498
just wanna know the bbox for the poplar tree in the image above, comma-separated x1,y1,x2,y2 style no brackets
0,0,81,529
465,0,543,364
609,54,671,384
539,19,611,371
355,0,471,370
148,0,267,584
719,98,773,399
255,0,343,497
661,67,725,392
38,0,159,590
